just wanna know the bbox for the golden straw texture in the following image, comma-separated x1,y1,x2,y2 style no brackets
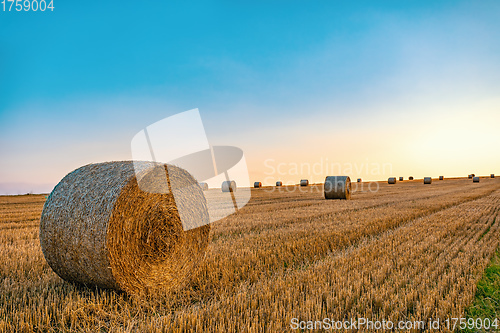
39,161,210,295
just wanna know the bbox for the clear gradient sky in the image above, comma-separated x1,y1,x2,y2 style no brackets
1,1,499,194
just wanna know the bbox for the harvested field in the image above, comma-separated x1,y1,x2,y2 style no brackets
1,177,500,332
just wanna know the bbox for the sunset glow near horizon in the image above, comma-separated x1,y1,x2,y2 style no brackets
1,1,499,194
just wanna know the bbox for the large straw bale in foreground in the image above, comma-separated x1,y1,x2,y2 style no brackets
324,176,351,200
40,161,210,295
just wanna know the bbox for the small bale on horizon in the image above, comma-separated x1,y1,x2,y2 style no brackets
300,179,309,187
222,180,237,192
388,177,396,184
491,174,495,178
199,182,209,191
254,182,262,188
439,176,444,180
357,178,362,182
473,177,480,183
424,177,432,184
399,177,404,181
276,181,283,186
409,176,414,181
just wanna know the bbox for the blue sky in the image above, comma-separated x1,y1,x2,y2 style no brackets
1,1,499,193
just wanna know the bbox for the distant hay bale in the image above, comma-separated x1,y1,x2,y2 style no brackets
199,182,209,191
324,176,351,200
439,176,444,180
221,180,237,192
357,178,362,183
424,177,432,184
39,161,210,295
388,177,396,184
300,179,309,186
276,181,283,186
468,174,473,179
399,177,404,181
473,177,480,183
409,176,414,181
254,182,262,188
491,174,495,178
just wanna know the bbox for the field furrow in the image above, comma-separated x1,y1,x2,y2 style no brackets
154,188,500,332
193,181,500,302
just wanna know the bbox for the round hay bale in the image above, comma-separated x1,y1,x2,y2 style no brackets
39,161,210,295
300,179,309,186
424,177,432,184
409,176,414,181
473,176,480,183
276,181,283,186
399,177,404,181
254,182,262,188
324,176,351,200
357,178,362,183
468,174,472,179
388,177,396,184
221,180,236,192
439,176,444,180
491,174,495,178
199,182,209,191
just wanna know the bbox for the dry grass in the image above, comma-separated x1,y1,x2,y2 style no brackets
1,177,499,332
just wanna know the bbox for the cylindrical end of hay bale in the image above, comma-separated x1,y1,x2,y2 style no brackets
324,176,351,200
439,176,444,180
357,178,362,183
300,179,309,186
424,177,432,184
409,176,414,181
39,161,210,295
253,181,262,188
399,177,404,181
491,174,495,178
473,177,480,183
199,182,209,191
222,180,237,192
388,177,396,184
276,181,283,186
